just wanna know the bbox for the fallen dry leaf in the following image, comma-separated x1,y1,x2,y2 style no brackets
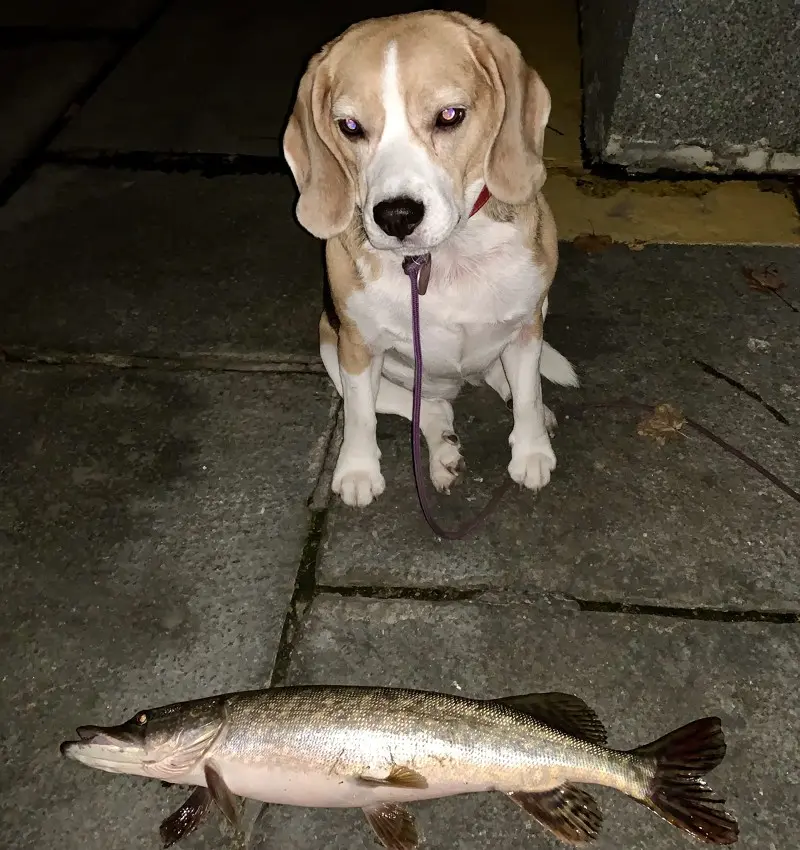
636,403,687,446
742,264,786,294
572,232,613,254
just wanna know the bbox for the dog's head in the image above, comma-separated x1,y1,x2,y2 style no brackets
283,11,551,252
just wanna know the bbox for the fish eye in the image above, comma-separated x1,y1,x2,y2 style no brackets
337,117,365,139
436,106,466,129
134,712,148,726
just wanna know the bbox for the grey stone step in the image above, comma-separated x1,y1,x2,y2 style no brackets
580,0,800,174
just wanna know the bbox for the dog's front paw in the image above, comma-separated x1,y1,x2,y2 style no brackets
508,441,556,491
333,456,385,507
430,432,465,494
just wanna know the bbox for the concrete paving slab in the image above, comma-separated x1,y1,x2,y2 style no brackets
248,594,798,849
318,382,799,609
318,245,799,610
0,165,322,356
1,0,160,29
0,43,114,182
51,0,484,159
0,366,335,849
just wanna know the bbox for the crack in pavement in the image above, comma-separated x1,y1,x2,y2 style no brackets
0,25,133,46
270,398,341,687
694,359,790,424
270,508,329,688
316,584,488,603
42,149,292,178
314,586,800,624
0,345,326,374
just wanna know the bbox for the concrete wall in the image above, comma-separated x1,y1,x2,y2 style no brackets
580,0,800,175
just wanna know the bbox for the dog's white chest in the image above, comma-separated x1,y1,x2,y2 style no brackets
346,217,545,391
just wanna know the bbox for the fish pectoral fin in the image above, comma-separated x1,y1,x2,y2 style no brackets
159,787,213,849
356,764,428,789
508,784,602,844
494,693,607,746
363,802,419,850
204,763,240,831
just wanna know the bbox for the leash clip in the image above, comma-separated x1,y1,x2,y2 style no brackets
401,253,431,295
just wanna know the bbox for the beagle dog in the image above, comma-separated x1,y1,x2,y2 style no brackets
283,10,579,507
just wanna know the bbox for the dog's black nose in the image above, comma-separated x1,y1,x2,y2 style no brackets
372,197,425,240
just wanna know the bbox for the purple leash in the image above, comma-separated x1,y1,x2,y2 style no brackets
402,254,511,540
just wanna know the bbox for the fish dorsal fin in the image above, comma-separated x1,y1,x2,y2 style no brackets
494,692,607,745
509,784,603,843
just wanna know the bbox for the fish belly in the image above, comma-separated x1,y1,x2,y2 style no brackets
218,762,495,808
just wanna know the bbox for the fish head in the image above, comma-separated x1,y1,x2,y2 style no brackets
60,697,227,781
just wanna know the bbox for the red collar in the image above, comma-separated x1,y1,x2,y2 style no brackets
469,185,491,217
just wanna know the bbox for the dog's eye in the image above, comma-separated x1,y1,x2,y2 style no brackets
436,107,466,129
337,117,364,139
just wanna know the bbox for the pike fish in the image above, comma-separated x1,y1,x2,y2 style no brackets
60,685,738,848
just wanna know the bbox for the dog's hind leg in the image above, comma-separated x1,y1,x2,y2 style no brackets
376,380,465,494
320,312,344,395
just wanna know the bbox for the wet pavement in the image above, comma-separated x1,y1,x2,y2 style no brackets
0,2,798,849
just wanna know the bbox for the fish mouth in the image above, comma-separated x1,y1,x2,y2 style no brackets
60,725,147,773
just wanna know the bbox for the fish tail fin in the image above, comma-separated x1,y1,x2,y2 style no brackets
631,717,738,845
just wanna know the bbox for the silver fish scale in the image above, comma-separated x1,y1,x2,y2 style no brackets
212,686,631,793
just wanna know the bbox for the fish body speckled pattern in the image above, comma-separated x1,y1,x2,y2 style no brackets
61,685,738,848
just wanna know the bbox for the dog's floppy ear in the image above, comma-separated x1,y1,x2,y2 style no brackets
283,52,355,239
470,22,551,205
